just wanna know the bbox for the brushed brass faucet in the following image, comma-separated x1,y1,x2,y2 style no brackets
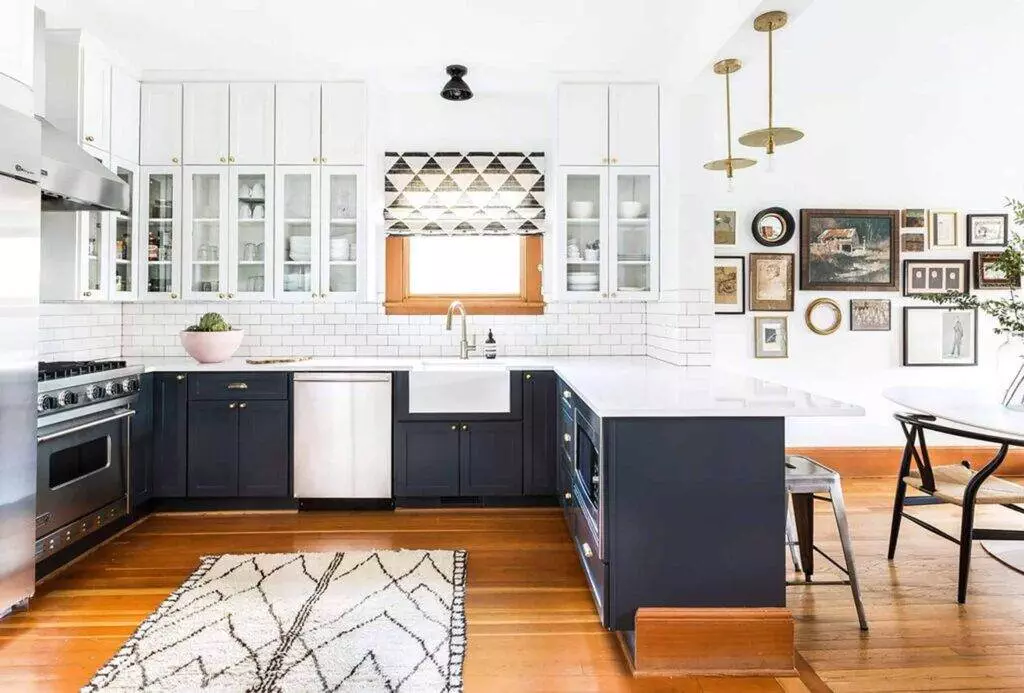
445,300,476,359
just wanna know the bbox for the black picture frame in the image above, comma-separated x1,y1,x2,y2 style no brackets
902,306,979,367
966,213,1009,247
751,207,795,247
799,209,900,291
713,256,746,315
902,259,971,297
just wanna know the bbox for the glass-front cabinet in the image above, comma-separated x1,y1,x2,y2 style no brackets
110,160,139,300
140,167,182,300
183,167,229,300
275,165,363,300
610,168,658,298
230,168,274,299
79,206,108,300
560,166,658,300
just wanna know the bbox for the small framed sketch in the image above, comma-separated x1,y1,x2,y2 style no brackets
713,256,746,314
850,299,891,331
974,251,1019,289
754,316,789,358
900,230,927,253
931,211,958,248
902,259,970,296
903,306,978,366
966,213,1009,247
714,210,737,245
748,253,794,311
901,208,928,230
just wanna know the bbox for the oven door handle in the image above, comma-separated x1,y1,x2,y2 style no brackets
37,409,135,443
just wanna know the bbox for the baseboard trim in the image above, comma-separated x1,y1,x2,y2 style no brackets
622,607,795,677
786,446,1024,478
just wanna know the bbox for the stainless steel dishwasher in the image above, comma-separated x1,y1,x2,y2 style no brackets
293,373,392,501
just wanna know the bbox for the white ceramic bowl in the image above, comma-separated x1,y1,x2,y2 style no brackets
569,201,595,219
619,201,644,218
179,329,245,364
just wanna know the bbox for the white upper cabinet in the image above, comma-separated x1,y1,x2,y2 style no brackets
182,82,229,165
0,0,34,92
320,82,366,165
229,82,275,165
80,47,111,150
558,84,609,166
140,83,183,165
110,67,140,163
608,84,659,166
558,83,659,167
275,82,322,165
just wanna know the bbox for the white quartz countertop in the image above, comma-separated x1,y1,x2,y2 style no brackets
885,386,1024,438
138,356,864,419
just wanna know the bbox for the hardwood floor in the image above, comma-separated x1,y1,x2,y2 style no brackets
1,478,1023,692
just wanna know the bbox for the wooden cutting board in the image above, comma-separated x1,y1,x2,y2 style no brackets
244,356,313,365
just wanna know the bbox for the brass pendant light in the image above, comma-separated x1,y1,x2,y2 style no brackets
739,10,804,156
703,58,756,185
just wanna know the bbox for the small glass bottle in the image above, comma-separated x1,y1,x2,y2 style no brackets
483,329,497,359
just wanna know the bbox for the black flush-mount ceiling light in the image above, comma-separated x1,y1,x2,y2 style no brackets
440,65,473,101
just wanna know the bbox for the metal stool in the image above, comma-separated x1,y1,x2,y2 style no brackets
785,454,868,630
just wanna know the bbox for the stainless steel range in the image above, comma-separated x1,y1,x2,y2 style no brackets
35,360,143,561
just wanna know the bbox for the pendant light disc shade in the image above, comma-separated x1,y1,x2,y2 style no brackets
440,65,473,101
753,10,788,32
738,126,804,148
713,58,742,75
703,157,756,172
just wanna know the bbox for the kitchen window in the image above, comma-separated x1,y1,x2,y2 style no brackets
384,235,544,315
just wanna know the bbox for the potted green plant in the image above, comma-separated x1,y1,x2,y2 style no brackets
179,312,244,363
921,197,1024,407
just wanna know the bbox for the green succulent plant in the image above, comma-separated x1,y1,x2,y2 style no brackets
185,312,233,332
919,197,1024,336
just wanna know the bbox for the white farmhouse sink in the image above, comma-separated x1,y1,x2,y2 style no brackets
408,362,510,413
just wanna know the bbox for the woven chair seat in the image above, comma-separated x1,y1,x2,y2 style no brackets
904,464,1024,505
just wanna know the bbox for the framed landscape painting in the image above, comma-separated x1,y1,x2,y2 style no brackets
800,209,899,291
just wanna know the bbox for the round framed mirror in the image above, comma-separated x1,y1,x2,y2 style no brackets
751,207,795,247
805,298,842,335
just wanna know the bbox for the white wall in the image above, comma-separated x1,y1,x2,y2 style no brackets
685,0,1024,445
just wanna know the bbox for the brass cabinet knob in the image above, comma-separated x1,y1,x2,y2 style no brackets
564,492,572,501
239,402,247,409
219,157,226,163
582,542,594,558
172,157,179,164
525,373,532,380
228,293,234,299
601,292,608,298
451,424,457,430
611,292,617,298
321,157,327,163
176,374,186,381
461,424,468,431
170,292,178,299
313,157,318,163
83,290,92,297
85,135,94,142
320,292,327,298
311,292,318,299
228,402,237,409
563,433,571,443
218,293,226,299
562,390,571,400
228,156,235,163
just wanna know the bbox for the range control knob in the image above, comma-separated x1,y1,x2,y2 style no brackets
37,395,58,412
105,381,124,397
122,378,140,393
56,390,77,407
85,384,104,401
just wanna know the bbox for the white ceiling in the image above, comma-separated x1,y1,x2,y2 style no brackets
37,0,763,89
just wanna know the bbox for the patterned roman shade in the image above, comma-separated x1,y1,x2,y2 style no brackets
384,151,545,235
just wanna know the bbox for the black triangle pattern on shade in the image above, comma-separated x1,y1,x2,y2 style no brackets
385,152,545,235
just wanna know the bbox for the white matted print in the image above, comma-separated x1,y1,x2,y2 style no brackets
931,211,958,248
754,316,788,358
902,307,977,366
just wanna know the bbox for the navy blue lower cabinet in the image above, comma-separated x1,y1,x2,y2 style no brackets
152,373,188,497
522,371,557,496
237,400,290,497
187,400,240,497
394,422,461,496
459,421,523,496
130,373,154,509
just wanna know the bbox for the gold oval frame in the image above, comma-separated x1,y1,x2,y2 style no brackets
805,298,842,336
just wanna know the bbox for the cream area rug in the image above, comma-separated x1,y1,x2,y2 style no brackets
83,550,467,692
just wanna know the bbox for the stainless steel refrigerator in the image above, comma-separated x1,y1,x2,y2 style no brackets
0,104,40,619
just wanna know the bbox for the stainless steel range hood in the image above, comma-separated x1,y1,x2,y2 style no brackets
38,117,128,213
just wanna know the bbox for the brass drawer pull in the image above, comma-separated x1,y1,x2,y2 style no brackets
227,382,248,390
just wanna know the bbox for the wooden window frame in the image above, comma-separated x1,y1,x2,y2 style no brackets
385,235,545,315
